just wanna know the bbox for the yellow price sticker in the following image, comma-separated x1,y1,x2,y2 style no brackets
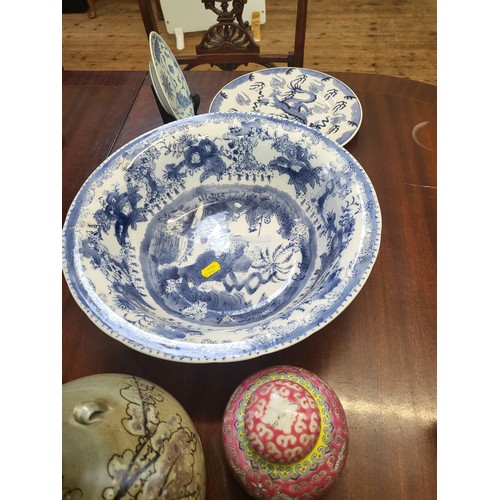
201,261,221,278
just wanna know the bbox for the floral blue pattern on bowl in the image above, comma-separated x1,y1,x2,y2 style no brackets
210,67,363,146
149,31,194,119
62,112,381,363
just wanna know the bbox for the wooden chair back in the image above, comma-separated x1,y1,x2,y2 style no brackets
138,0,309,70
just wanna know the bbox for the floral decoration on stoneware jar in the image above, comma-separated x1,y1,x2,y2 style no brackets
62,373,206,499
222,365,349,499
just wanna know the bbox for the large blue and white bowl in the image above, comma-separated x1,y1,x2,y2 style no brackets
62,112,381,363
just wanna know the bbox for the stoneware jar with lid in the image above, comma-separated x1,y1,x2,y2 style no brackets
62,373,206,499
222,365,349,499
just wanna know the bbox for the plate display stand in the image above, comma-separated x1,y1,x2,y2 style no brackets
151,84,200,124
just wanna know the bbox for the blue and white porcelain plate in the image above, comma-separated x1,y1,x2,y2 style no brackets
149,60,170,114
149,31,194,119
62,112,381,363
210,67,363,146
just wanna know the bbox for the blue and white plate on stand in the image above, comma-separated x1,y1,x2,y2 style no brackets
210,67,363,146
149,31,194,119
149,60,171,114
62,112,381,363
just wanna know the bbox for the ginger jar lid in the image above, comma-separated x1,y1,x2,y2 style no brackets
222,365,349,499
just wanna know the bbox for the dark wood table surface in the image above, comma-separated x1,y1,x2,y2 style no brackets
62,69,436,499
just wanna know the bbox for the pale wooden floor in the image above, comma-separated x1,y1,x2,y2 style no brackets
62,0,436,85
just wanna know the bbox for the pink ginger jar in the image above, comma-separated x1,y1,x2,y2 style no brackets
222,365,349,499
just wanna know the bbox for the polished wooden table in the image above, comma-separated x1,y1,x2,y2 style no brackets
62,69,436,499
